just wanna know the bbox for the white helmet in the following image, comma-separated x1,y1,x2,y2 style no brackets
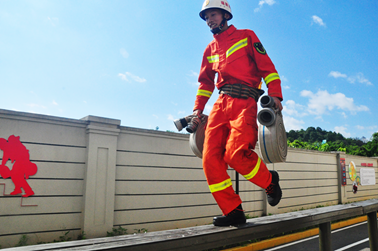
199,0,233,21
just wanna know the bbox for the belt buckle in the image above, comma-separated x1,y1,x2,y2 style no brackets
231,83,242,98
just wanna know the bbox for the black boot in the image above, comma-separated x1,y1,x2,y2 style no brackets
266,170,282,207
213,204,246,226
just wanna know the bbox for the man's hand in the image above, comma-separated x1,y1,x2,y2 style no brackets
272,97,283,112
193,109,203,118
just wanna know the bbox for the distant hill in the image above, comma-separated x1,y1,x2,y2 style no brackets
286,127,378,157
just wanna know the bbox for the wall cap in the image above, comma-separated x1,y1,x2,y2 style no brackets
0,108,87,127
81,115,121,126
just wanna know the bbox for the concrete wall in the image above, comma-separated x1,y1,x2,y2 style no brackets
0,110,87,248
0,109,377,248
272,149,340,214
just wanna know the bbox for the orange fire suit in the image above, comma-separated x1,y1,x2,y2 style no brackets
193,25,283,215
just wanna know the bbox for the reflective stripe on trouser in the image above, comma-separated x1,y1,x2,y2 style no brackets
203,94,272,215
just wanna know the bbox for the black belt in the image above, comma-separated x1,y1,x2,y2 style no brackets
219,84,264,101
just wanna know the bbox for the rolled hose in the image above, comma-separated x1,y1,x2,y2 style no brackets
258,108,276,127
260,95,275,108
258,112,287,163
258,95,276,127
189,115,208,158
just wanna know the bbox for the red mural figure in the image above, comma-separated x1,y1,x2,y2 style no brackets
0,135,37,197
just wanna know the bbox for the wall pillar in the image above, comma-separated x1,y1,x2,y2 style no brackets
81,116,120,238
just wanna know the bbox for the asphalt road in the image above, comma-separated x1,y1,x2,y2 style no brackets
262,221,374,251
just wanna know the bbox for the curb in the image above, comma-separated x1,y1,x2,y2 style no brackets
223,214,375,251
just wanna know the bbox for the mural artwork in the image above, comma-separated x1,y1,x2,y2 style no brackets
0,135,37,197
348,161,360,194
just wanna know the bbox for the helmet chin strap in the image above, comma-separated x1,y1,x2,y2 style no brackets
211,17,227,34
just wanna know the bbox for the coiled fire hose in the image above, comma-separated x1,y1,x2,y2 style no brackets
188,115,208,158
257,95,287,163
174,114,208,159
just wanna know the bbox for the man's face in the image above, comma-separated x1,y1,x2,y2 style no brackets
204,9,224,30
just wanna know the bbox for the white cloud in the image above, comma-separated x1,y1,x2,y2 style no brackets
118,72,146,83
300,90,369,116
254,0,276,12
52,100,58,106
329,71,347,79
312,15,326,27
279,76,289,89
188,70,200,86
280,75,288,82
283,116,305,131
329,71,373,86
356,125,378,132
347,72,373,86
190,81,200,86
118,73,127,81
283,100,307,117
262,0,276,5
334,126,351,138
120,48,129,58
188,70,199,77
167,114,175,121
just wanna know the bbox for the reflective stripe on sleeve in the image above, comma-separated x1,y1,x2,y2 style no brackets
197,89,213,98
226,38,248,58
264,73,280,85
209,178,233,193
243,157,261,180
207,55,219,63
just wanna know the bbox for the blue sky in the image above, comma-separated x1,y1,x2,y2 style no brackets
1,0,377,140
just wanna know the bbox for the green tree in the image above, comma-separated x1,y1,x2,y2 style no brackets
287,130,297,142
309,131,318,143
371,132,378,142
325,132,336,142
286,128,378,157
335,133,345,141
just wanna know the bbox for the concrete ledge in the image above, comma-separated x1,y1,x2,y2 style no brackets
3,199,378,251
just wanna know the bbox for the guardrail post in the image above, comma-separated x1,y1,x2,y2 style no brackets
319,222,332,251
367,211,378,251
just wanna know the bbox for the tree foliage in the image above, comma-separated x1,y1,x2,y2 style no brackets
286,127,378,157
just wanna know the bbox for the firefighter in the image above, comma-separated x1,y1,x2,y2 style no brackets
193,0,283,226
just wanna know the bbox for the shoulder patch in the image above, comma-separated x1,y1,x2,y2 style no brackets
254,42,266,55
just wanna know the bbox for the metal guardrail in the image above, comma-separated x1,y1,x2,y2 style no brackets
3,199,378,251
